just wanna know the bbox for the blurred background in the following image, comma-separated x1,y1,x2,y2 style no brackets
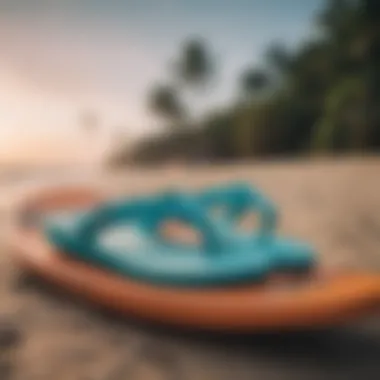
1,1,380,380
0,0,379,172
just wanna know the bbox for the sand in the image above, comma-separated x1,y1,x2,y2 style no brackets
1,157,380,380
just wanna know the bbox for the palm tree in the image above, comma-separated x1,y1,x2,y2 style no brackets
148,84,185,124
240,68,271,99
148,37,214,129
175,37,214,90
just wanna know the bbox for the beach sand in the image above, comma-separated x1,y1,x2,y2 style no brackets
1,157,380,380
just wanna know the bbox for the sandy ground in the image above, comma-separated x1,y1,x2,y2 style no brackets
1,157,380,380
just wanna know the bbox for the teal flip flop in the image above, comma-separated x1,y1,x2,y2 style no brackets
44,183,315,287
44,190,275,287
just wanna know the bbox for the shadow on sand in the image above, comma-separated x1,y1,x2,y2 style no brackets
13,272,380,380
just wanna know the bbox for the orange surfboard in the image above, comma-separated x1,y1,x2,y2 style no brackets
7,186,380,332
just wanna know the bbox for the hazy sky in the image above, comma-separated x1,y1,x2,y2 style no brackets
0,0,323,164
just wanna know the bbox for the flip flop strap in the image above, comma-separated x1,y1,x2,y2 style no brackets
198,182,277,239
76,192,226,254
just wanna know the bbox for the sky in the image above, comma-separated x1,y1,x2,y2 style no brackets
0,0,323,165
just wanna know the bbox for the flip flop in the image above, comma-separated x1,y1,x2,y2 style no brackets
43,190,274,286
44,182,315,287
8,186,380,331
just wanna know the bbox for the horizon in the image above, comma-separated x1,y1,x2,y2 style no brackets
0,0,323,165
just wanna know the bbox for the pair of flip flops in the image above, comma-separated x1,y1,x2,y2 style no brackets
44,182,315,287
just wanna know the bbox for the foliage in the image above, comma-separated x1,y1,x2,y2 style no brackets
146,38,214,127
175,37,214,89
148,85,185,123
239,68,271,98
113,0,380,165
